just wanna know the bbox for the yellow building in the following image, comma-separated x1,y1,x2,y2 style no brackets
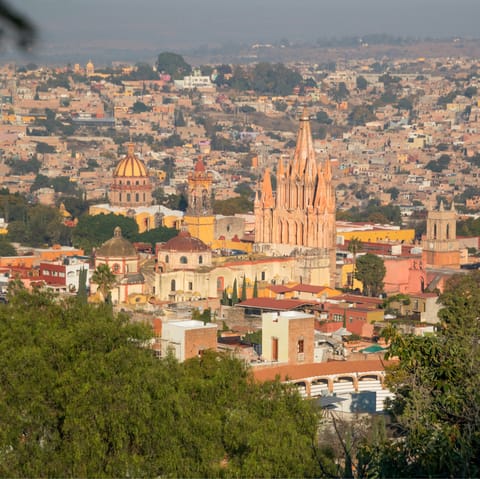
89,143,183,233
337,222,415,244
183,157,216,245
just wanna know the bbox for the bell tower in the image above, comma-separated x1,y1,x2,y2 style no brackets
183,157,215,245
422,201,460,269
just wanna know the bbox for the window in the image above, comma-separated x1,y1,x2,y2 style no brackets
199,255,203,264
127,193,131,202
180,256,188,264
188,282,193,291
165,255,169,263
135,193,139,202
261,271,266,281
170,279,176,291
297,339,304,354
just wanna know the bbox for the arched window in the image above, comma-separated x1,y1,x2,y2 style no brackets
433,223,437,240
446,223,450,239
199,255,203,264
170,279,176,291
165,255,169,263
135,193,139,202
127,193,131,202
217,276,224,291
119,193,122,202
180,256,188,264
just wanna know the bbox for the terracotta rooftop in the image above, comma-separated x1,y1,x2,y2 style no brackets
236,297,317,311
160,230,209,252
252,359,395,382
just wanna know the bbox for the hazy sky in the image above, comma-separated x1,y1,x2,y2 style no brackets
11,0,480,61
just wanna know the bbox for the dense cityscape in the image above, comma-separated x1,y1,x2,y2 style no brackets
0,2,479,477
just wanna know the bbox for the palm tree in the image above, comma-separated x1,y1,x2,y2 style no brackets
91,264,116,302
347,237,363,290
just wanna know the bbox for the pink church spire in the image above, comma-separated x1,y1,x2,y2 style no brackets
292,107,317,179
260,168,274,208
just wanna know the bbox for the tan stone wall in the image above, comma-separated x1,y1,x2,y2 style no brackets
184,326,218,360
422,250,460,269
287,317,314,364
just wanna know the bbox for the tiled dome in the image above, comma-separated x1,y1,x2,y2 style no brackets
160,230,209,252
96,227,137,258
114,143,148,178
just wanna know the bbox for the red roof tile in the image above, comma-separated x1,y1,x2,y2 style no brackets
236,297,316,311
291,284,328,294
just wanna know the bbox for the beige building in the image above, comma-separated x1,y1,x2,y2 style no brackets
262,311,315,364
160,320,217,361
154,229,297,302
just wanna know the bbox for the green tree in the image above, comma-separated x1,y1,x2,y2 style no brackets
72,214,139,252
0,237,16,256
348,105,376,126
0,289,332,477
231,278,239,305
347,237,362,290
135,226,178,248
213,196,253,215
355,253,386,297
132,100,151,113
91,264,116,302
379,271,480,477
330,82,349,103
356,75,368,90
253,276,258,298
77,267,88,303
7,204,70,247
464,85,477,98
425,154,451,173
315,110,332,124
156,52,191,80
241,276,247,301
385,186,400,201
250,62,302,95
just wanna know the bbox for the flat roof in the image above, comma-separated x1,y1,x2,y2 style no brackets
168,320,217,329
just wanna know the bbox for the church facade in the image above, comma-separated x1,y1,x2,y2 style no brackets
254,109,336,286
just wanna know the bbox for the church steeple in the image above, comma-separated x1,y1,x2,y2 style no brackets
254,108,337,286
260,168,274,208
292,107,317,179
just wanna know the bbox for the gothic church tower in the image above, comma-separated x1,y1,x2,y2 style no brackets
255,108,336,286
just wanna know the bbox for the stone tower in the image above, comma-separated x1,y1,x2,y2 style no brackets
254,108,336,286
183,157,215,245
422,201,460,269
